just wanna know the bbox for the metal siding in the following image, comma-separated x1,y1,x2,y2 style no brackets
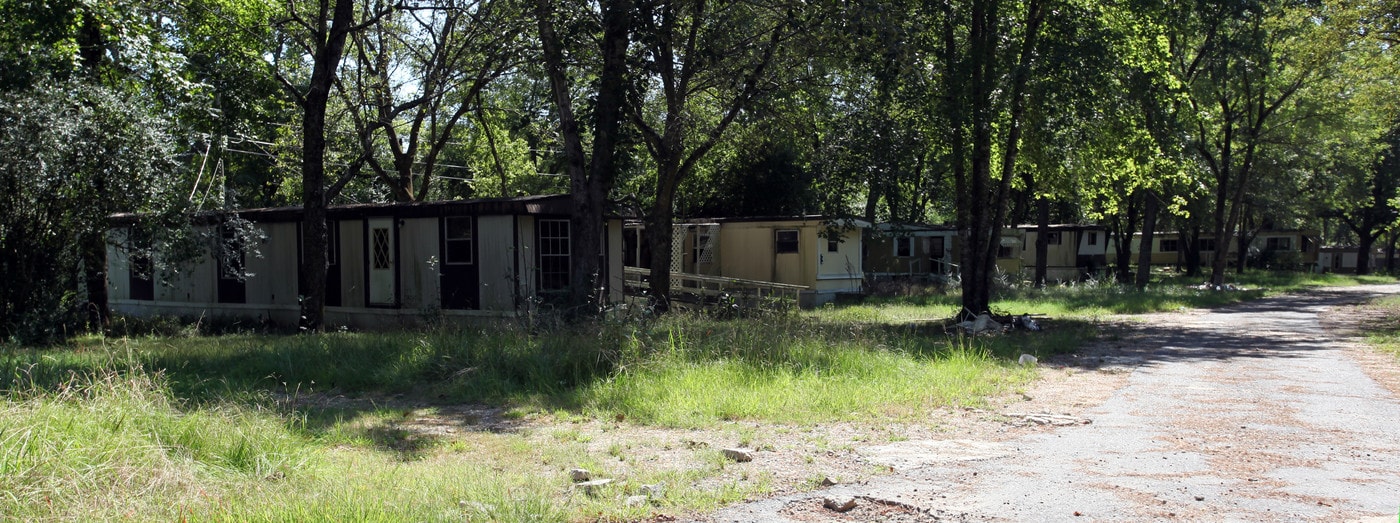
717,224,772,282
515,216,537,301
607,219,624,302
819,227,862,279
107,229,130,300
341,220,365,307
245,222,298,306
477,215,516,310
399,217,440,310
268,223,299,305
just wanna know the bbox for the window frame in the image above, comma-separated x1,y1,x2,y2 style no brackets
537,219,571,292
443,216,474,265
894,236,913,257
774,229,799,254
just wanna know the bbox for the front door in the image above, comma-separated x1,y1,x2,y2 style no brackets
439,216,479,309
367,217,396,306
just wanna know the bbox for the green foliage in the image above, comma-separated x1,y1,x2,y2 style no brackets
0,82,185,343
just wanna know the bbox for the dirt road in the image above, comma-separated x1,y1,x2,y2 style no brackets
697,286,1400,522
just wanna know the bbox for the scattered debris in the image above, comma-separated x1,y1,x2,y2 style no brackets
820,477,837,487
1015,314,1042,331
569,468,591,482
640,482,665,498
958,314,1004,334
1018,354,1039,366
626,495,649,507
1193,282,1243,291
722,448,754,462
575,479,614,496
823,496,858,512
1001,411,1092,426
959,313,1048,334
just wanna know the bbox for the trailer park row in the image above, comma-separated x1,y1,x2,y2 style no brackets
106,194,1374,329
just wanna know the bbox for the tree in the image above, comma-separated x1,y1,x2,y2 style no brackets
341,0,527,202
0,83,182,342
534,0,632,312
935,0,1047,318
270,0,396,331
1150,0,1355,286
629,0,800,311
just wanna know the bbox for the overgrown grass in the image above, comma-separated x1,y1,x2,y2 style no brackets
839,271,1400,321
6,270,1384,520
2,311,1049,521
1361,295,1400,360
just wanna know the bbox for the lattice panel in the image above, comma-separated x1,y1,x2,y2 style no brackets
372,228,390,269
670,224,688,273
696,225,719,264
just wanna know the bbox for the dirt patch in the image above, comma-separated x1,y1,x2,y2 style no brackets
1320,302,1400,396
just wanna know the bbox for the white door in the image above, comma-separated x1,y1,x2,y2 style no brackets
368,217,396,305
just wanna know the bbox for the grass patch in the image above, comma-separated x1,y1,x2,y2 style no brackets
841,271,1399,321
2,310,1054,521
1360,295,1400,360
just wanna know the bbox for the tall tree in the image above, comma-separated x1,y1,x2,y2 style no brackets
630,0,800,311
534,0,632,312
937,0,1047,318
1152,0,1353,286
342,0,526,202
271,0,395,331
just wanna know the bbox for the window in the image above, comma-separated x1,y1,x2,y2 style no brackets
1087,232,1098,246
775,229,799,253
216,225,247,304
444,216,473,265
1265,237,1292,251
1159,239,1179,252
371,227,391,270
827,238,839,253
998,245,1013,258
538,219,570,291
1044,232,1062,245
930,239,946,259
894,237,912,257
693,232,711,264
128,227,154,301
1197,238,1216,252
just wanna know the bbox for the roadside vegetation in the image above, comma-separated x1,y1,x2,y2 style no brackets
1359,294,1400,360
2,273,1394,521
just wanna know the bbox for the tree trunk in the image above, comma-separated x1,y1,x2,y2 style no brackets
1135,190,1159,290
1114,191,1141,284
1356,232,1376,275
645,177,678,312
298,0,358,333
1184,225,1202,277
1386,231,1396,274
570,0,630,313
1034,197,1048,288
81,232,109,329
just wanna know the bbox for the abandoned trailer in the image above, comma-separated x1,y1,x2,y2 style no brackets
106,194,625,329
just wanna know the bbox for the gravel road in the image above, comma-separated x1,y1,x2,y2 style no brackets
697,286,1400,522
